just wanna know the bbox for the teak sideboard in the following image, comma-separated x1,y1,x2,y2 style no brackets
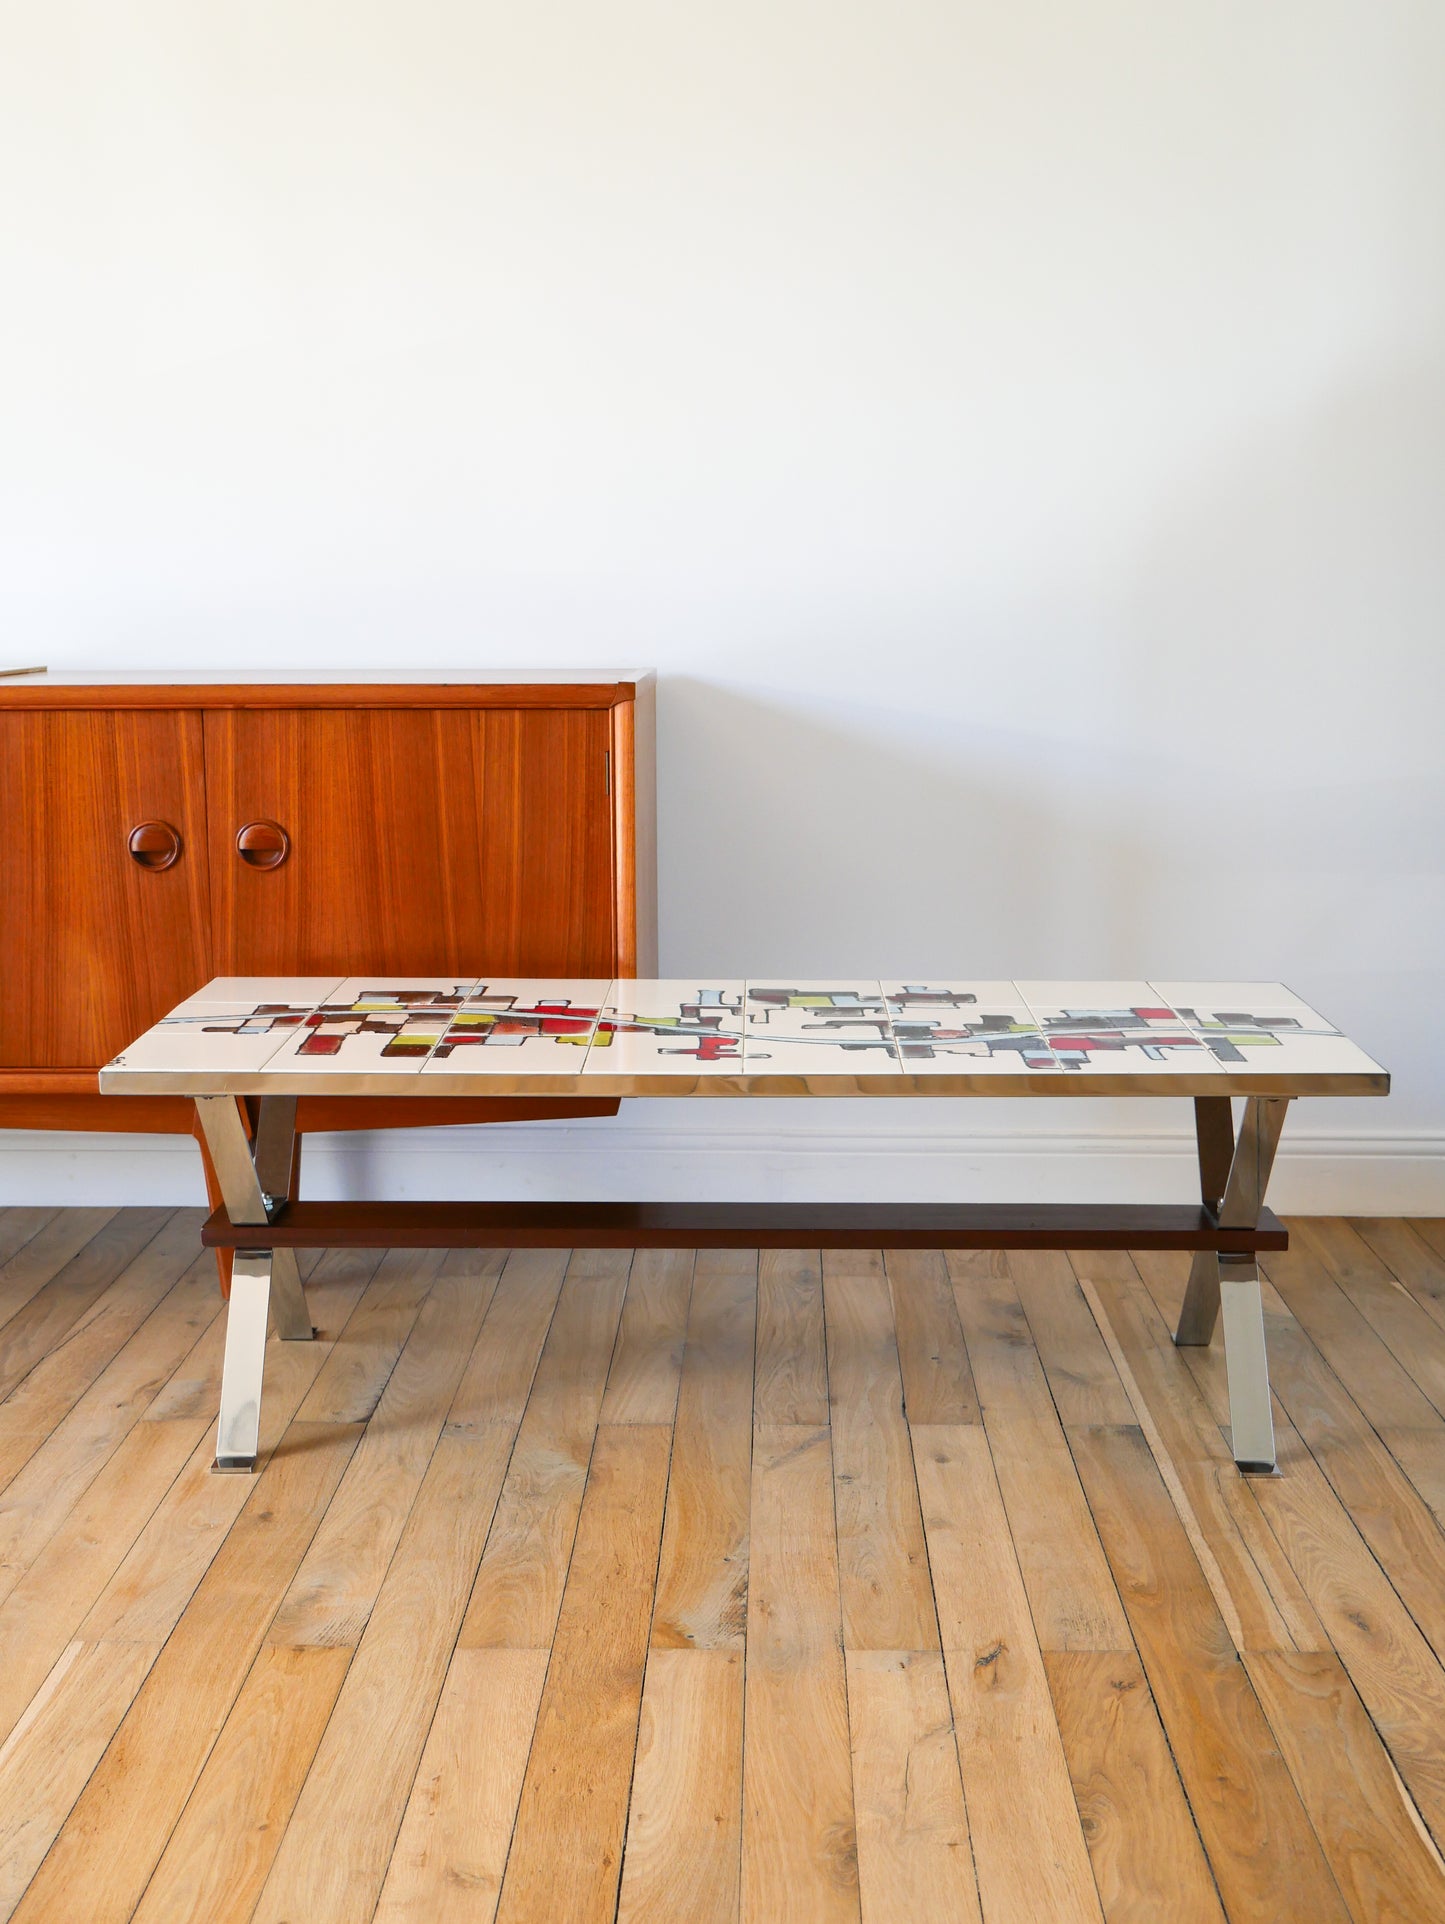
0,670,656,1164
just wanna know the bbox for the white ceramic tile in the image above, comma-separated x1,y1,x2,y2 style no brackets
423,979,611,1075
888,1008,1058,1074
1016,981,1169,1013
742,1034,901,1076
464,978,614,1010
167,977,344,1014
107,1005,312,1074
329,977,479,1006
881,980,1023,1012
1150,981,1310,1012
583,981,745,1076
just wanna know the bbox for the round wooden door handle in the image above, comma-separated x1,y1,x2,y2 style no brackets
235,820,290,869
127,820,182,871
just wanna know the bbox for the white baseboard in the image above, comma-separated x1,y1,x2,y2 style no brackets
2,1113,1441,1216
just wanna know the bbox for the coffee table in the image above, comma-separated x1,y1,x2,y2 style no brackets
101,976,1389,1476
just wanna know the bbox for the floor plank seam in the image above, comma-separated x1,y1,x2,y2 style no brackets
478,1249,633,1920
0,1208,124,1342
1000,1253,1230,1923
0,1254,218,1512
336,1261,525,1924
610,1375,688,1922
25,1247,393,1924
8,1221,1445,1922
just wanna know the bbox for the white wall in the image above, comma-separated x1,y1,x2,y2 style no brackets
3,2,1442,1210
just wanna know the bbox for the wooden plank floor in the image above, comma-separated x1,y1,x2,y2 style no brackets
2,1211,1445,1922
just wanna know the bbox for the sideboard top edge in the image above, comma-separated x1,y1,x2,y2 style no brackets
0,670,648,709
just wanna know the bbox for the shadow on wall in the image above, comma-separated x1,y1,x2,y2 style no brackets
647,354,1445,1134
655,676,1162,977
1111,349,1445,1128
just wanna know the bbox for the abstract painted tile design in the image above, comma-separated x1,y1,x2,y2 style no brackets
880,983,1055,1073
881,980,1024,1013
1149,982,1346,1066
102,978,1388,1090
266,980,478,1073
892,1012,1058,1073
742,982,900,1072
582,981,744,1075
1017,983,1203,1075
424,980,612,1074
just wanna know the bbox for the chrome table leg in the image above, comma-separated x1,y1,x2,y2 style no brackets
195,1095,314,1471
1173,1094,1290,1473
214,1251,272,1471
1219,1254,1277,1473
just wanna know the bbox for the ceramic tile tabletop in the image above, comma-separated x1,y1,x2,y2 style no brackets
100,977,1390,1094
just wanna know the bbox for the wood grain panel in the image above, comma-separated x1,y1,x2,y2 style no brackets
0,1638,160,1918
1045,1649,1224,1923
1078,1250,1324,1654
0,678,636,710
251,1431,515,1924
650,1251,756,1652
823,1253,938,1653
1066,1423,1349,1922
10,1421,361,1924
0,1208,174,1409
619,1649,745,1924
742,1424,859,1924
911,1424,1104,1924
845,1649,983,1924
601,1248,694,1426
130,1644,352,1924
205,705,615,978
0,711,212,1068
947,1251,1131,1652
268,1262,498,1649
8,1214,1445,1921
754,1250,828,1426
495,1426,672,1924
0,1210,122,1359
0,1210,59,1270
375,1646,550,1924
883,1251,979,1425
1245,1648,1445,1921
459,1248,631,1648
